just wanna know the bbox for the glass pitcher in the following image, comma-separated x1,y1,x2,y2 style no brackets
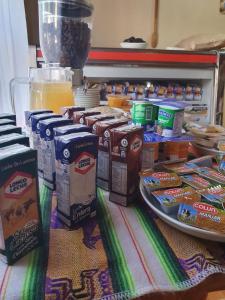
10,64,74,114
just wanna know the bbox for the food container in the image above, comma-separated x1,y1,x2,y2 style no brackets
142,142,159,170
164,141,189,160
131,101,158,131
38,0,94,69
107,95,129,108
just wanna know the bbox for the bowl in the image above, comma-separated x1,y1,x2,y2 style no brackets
120,42,148,49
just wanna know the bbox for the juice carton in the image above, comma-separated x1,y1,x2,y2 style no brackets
31,113,61,177
55,132,99,227
109,125,144,206
39,118,73,189
54,124,91,137
24,110,53,134
0,144,42,264
95,118,128,190
61,106,85,120
85,114,116,133
0,133,29,148
73,111,101,125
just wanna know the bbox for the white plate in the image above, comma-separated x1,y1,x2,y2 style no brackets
140,182,225,242
120,42,148,49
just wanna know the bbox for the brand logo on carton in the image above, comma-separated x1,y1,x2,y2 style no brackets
4,172,32,198
75,152,95,175
130,136,142,153
193,202,217,215
165,188,183,195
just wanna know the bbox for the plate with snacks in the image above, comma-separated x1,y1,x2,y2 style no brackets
140,182,225,242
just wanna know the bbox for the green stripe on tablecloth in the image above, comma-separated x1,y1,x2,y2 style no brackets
22,185,52,300
97,189,135,294
135,205,188,288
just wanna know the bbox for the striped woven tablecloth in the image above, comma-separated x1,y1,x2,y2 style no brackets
1,185,225,299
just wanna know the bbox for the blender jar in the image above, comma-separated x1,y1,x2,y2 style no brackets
38,0,94,69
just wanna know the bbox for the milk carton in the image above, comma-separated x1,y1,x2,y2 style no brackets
0,133,29,148
0,119,16,126
0,125,22,136
109,125,144,206
61,106,85,120
54,124,91,137
85,114,116,133
39,118,73,189
73,111,101,125
55,132,98,227
0,144,42,264
24,109,53,141
95,118,128,190
31,113,61,177
0,113,16,122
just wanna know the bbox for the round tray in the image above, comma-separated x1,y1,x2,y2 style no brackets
140,183,225,242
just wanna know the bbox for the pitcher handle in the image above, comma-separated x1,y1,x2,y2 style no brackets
10,77,30,113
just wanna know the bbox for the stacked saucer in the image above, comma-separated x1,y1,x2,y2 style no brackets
75,87,100,108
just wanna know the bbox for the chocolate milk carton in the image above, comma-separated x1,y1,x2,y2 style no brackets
85,114,116,133
55,133,98,227
95,118,128,190
73,111,101,125
31,113,61,177
0,144,42,264
109,125,144,206
39,118,73,189
0,125,22,136
61,106,85,120
54,124,91,137
0,119,16,127
0,133,29,148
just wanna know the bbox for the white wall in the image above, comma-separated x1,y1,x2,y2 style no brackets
91,0,225,49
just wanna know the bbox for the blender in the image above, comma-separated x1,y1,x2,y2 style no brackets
38,0,94,89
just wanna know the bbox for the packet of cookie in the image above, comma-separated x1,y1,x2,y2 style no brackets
163,162,197,175
181,174,212,189
197,185,225,210
178,199,225,234
140,171,182,193
152,187,200,214
196,167,225,185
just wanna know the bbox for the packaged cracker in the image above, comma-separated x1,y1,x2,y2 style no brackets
31,113,61,177
152,187,200,214
141,171,182,192
163,162,197,175
0,133,29,148
0,144,42,264
197,185,225,210
73,111,101,125
109,125,144,206
178,199,225,234
0,119,16,127
39,118,73,189
54,124,91,137
0,125,22,136
55,132,98,228
0,113,16,122
95,118,128,190
181,174,212,189
196,167,225,185
61,106,85,120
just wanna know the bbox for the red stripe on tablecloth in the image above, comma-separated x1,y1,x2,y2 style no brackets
88,51,217,64
119,207,155,285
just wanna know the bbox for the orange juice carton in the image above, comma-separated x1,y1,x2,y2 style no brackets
152,187,200,214
0,144,42,264
0,119,16,127
31,113,61,177
0,125,22,136
54,133,98,228
39,118,73,189
0,133,29,148
95,118,128,190
73,111,101,125
109,125,144,206
61,106,85,120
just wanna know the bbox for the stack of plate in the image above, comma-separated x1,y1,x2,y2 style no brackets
75,87,100,108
